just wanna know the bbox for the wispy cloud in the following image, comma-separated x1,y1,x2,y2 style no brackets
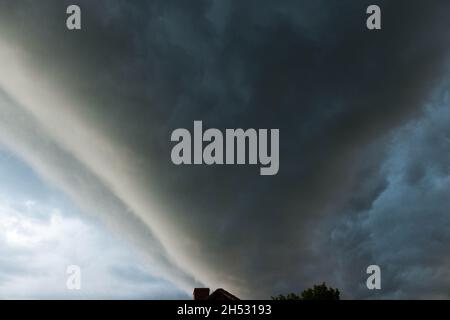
0,189,189,299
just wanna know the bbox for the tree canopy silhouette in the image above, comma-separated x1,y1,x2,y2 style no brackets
271,282,340,300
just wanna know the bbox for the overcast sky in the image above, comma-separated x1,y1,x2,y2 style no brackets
0,0,450,299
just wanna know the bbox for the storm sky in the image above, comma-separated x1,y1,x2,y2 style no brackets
0,0,450,299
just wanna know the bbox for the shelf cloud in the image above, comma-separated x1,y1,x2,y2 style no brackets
0,0,449,298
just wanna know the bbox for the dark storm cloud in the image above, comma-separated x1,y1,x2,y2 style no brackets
329,87,450,298
0,0,449,298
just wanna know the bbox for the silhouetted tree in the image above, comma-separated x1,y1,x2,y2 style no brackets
271,292,302,300
272,283,340,300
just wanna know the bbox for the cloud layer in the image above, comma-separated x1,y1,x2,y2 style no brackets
0,0,449,298
0,191,189,299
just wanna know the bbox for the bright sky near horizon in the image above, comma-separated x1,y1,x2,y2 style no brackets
0,149,189,299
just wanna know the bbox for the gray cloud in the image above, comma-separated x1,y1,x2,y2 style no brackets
0,0,449,298
329,86,450,298
0,192,189,299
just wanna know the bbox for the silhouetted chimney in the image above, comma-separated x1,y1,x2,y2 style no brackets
193,288,210,300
